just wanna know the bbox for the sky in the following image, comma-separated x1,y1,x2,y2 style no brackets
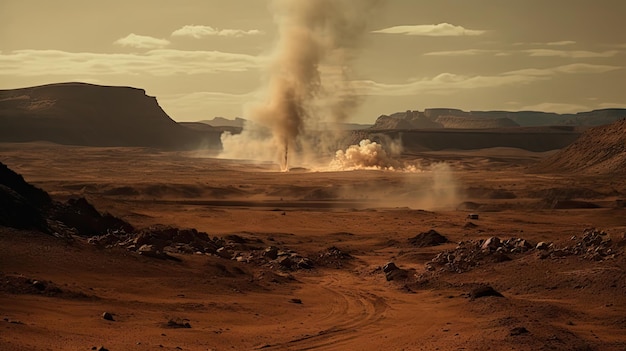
1,0,625,124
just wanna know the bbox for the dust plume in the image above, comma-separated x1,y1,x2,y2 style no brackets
333,162,461,211
322,137,461,210
219,0,379,170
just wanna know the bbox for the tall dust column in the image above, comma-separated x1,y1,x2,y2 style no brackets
220,0,378,171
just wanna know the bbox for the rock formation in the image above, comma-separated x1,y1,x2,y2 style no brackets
536,118,626,175
0,83,221,149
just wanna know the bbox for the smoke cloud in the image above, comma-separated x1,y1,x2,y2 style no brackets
219,0,379,170
329,139,416,171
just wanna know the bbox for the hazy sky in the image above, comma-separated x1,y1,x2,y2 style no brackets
1,0,625,123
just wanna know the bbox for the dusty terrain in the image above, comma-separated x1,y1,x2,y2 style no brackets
1,142,625,351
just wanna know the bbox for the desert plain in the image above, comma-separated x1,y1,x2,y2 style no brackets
1,140,625,351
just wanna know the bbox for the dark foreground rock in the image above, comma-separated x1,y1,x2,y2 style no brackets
469,285,504,299
408,229,449,247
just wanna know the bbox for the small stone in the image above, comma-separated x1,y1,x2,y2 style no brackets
278,256,293,268
382,262,399,273
32,280,46,291
536,242,549,250
469,285,504,299
290,298,302,304
263,246,279,260
481,237,501,251
510,327,529,336
102,312,114,321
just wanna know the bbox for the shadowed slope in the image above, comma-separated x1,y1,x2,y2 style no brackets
536,118,626,175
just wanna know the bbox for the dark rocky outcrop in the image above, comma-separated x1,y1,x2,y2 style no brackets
0,162,51,231
0,161,133,236
0,83,221,149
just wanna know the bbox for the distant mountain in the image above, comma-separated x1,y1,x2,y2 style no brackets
371,108,626,130
0,83,221,149
199,117,247,128
371,110,443,130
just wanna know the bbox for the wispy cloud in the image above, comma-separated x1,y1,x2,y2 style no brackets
598,102,626,109
519,102,589,113
354,63,621,97
546,40,576,46
0,49,265,76
424,48,620,58
159,91,256,120
372,23,485,36
171,25,263,38
524,49,619,58
514,41,577,46
424,49,494,56
114,33,171,49
503,63,621,76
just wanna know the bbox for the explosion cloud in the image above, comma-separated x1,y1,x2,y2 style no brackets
330,139,404,171
220,0,379,170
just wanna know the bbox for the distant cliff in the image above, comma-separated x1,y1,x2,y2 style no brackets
371,108,626,130
535,118,626,175
0,83,221,149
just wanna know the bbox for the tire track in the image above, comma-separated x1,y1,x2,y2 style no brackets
257,272,388,350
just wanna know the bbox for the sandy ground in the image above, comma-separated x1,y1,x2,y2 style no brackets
1,142,625,350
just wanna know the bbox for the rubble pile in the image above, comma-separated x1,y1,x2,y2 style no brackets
537,228,619,261
426,237,531,273
312,246,354,268
425,228,621,274
87,227,344,271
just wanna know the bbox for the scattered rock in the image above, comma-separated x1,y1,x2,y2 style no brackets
536,242,549,250
314,246,353,268
290,298,302,304
102,312,114,321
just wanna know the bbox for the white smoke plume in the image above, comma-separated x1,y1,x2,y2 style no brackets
329,139,409,171
219,0,380,170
